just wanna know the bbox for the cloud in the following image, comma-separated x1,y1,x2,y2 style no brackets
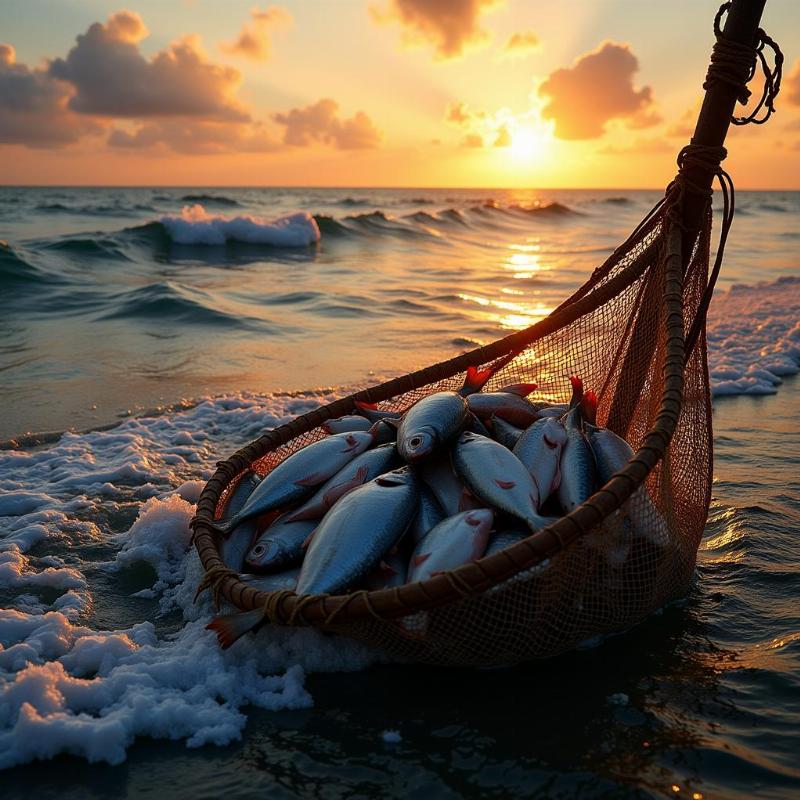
108,120,279,154
0,43,103,147
372,0,503,59
493,125,511,146
538,41,658,140
49,11,248,121
274,98,381,149
221,6,292,61
500,30,539,59
786,58,800,106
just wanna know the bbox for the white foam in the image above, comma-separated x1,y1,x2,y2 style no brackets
0,392,379,769
707,277,800,397
160,204,321,247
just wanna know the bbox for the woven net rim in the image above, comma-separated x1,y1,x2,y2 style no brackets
191,223,686,627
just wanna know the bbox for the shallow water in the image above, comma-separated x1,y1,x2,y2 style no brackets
1,187,799,797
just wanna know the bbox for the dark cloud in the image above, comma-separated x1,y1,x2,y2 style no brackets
108,120,279,154
274,98,381,149
221,6,292,61
539,41,658,140
501,30,539,58
0,43,103,147
372,0,503,59
49,11,248,121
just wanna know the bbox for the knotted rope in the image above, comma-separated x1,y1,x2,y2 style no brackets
705,1,783,125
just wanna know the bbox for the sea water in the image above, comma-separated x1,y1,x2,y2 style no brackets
1,188,798,797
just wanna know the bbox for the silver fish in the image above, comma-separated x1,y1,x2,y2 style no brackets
296,468,419,595
365,548,407,590
243,512,316,573
397,391,469,463
484,528,528,557
535,405,568,418
513,417,568,510
206,567,302,648
409,483,446,545
239,567,301,592
556,407,596,513
418,450,476,516
216,472,262,572
490,416,524,450
214,430,374,534
354,401,402,423
370,419,398,444
452,431,553,532
407,509,493,583
322,415,373,434
586,425,670,549
467,392,539,428
287,443,400,522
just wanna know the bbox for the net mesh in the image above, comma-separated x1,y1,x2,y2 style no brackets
196,200,713,667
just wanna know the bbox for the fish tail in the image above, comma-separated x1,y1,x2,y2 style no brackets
526,513,560,533
568,375,584,409
206,608,265,649
460,349,524,396
499,382,538,397
581,390,598,426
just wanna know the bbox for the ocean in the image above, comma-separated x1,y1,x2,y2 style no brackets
1,187,799,798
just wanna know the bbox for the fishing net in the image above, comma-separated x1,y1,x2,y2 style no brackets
191,1,782,667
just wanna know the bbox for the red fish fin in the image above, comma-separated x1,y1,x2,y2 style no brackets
206,608,265,649
568,375,584,408
323,467,367,507
285,503,324,523
461,365,493,395
494,479,516,490
411,552,430,567
302,528,318,549
379,560,398,576
581,390,598,426
354,400,378,411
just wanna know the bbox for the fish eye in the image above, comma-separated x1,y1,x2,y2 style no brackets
253,545,265,556
409,435,424,448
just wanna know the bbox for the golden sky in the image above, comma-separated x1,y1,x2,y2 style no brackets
1,0,798,187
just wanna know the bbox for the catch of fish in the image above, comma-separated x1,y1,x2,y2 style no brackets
206,363,670,647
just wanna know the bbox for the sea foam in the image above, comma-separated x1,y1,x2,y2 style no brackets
707,276,800,396
159,204,321,247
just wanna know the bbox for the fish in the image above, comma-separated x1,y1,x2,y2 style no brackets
451,431,554,532
409,483,446,545
497,382,539,398
205,567,302,648
489,416,524,450
483,528,529,557
534,404,569,418
212,430,374,535
322,415,373,434
287,443,400,522
407,509,493,583
585,424,670,549
215,471,262,572
296,468,419,595
467,392,540,428
566,375,584,410
243,512,317,573
556,406,597,514
457,350,522,397
353,401,402,423
581,390,598,426
418,450,476,516
370,419,398,444
239,567,301,592
396,391,469,463
365,548,408,590
467,413,493,437
513,417,568,510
